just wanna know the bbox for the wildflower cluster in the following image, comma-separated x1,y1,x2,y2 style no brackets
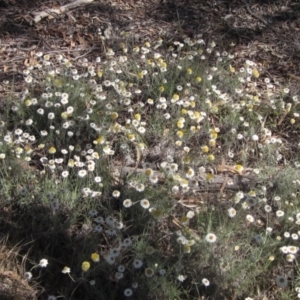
1,34,300,300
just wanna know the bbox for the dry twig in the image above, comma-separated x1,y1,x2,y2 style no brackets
32,0,95,23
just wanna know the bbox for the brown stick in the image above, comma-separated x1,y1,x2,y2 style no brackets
32,0,95,23
111,166,256,192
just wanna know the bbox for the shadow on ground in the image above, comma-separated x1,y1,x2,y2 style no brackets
0,200,123,299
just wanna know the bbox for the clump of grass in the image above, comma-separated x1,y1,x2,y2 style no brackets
1,34,300,300
0,236,39,299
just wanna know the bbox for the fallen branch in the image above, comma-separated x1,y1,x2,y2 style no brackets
111,166,257,192
32,0,94,23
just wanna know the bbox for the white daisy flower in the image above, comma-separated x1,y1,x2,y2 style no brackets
276,275,288,288
140,199,150,209
133,259,143,269
124,288,133,297
205,233,217,243
202,278,210,286
39,259,48,267
78,170,87,177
